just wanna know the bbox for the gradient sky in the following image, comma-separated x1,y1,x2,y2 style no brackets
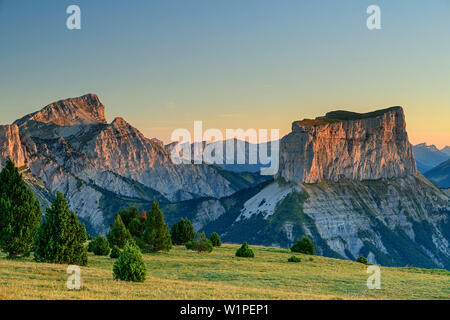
1,0,449,147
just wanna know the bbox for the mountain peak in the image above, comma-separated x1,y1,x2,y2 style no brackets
15,93,107,127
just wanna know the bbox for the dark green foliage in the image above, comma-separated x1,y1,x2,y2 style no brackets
288,255,301,263
110,245,121,259
128,217,145,238
119,206,139,229
87,240,95,253
185,232,213,253
113,241,146,282
87,235,93,241
0,160,42,258
291,236,315,255
34,192,88,265
107,214,131,248
185,241,194,250
171,218,195,245
92,235,110,256
325,107,400,121
235,242,254,258
209,232,221,247
141,200,172,253
356,255,368,265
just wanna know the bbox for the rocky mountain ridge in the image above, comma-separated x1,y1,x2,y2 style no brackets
0,94,267,233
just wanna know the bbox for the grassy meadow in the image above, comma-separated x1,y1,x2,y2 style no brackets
0,244,449,300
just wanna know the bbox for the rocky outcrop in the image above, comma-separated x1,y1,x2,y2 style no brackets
15,93,106,127
278,107,417,183
0,124,26,168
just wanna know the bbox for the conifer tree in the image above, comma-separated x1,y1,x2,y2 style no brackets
290,236,315,255
142,200,172,252
113,241,146,282
0,160,41,258
171,217,196,245
34,192,88,265
209,232,222,247
107,214,131,248
92,235,110,256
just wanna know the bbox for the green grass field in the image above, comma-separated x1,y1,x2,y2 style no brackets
0,244,449,300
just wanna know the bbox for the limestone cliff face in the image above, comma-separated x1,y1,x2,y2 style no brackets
0,125,26,168
278,107,417,183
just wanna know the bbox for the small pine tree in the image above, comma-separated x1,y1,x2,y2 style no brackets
92,235,110,256
110,245,121,259
235,242,254,258
171,218,196,245
113,241,146,282
142,200,172,252
34,192,87,265
107,214,131,248
0,160,42,258
87,240,95,253
185,232,213,253
288,255,301,263
290,236,315,255
209,232,221,247
356,255,368,265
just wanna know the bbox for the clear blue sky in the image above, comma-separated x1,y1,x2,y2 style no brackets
1,0,449,147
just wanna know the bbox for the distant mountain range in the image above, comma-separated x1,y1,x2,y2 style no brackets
0,94,449,269
412,143,450,188
412,143,449,173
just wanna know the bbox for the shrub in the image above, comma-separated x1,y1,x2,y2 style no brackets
107,214,131,248
141,200,172,252
186,232,213,253
92,235,110,256
290,236,315,255
235,242,254,258
33,192,87,265
110,245,121,259
87,240,96,253
0,160,42,259
113,242,146,282
185,241,194,250
209,232,221,247
288,255,301,263
356,255,368,265
171,218,195,245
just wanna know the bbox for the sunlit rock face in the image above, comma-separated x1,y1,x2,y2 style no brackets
278,107,417,183
0,124,26,168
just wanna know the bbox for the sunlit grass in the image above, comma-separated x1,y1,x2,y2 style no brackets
0,244,448,300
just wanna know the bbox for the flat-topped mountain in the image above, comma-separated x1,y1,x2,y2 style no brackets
162,107,450,269
278,107,416,183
